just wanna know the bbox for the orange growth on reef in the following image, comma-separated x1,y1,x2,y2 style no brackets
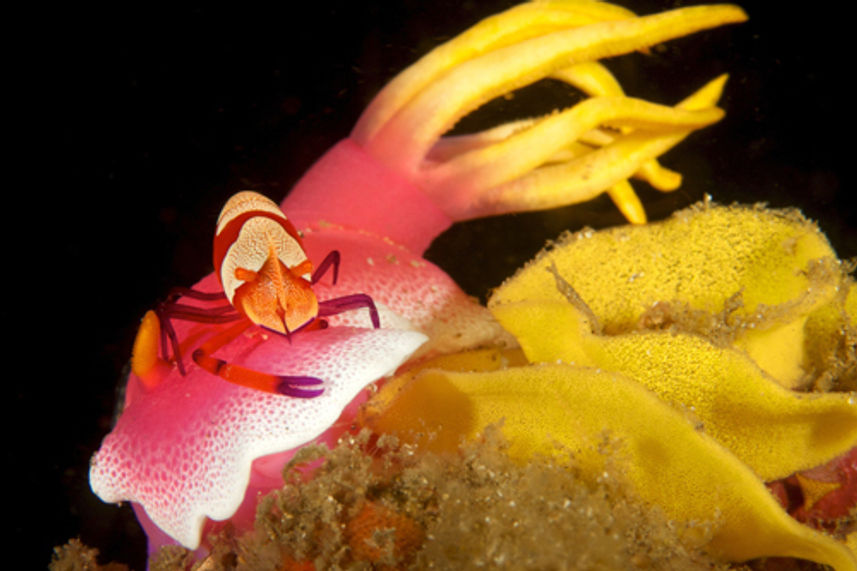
345,501,425,568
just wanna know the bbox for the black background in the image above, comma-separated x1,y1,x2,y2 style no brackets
18,1,853,569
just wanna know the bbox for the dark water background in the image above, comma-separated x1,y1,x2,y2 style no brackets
17,1,853,569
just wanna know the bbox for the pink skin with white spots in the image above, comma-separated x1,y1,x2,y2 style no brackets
89,143,508,557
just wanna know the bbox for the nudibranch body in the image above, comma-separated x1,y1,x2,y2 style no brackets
90,0,746,556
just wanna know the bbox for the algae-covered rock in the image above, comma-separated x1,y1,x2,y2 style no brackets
157,430,738,570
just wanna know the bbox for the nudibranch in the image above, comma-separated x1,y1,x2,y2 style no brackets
363,203,857,569
89,0,746,556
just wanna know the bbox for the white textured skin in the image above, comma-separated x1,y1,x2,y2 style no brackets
90,325,426,548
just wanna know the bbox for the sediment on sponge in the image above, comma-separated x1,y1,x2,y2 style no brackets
139,427,735,570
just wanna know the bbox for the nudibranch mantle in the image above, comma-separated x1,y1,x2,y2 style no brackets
90,300,427,549
291,222,509,355
90,209,502,552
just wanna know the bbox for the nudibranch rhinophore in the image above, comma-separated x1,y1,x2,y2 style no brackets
89,0,747,556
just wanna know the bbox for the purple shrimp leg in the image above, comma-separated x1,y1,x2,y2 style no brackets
318,293,381,329
155,287,242,374
311,250,341,285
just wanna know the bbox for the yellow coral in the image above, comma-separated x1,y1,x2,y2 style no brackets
362,204,857,569
803,280,857,391
487,204,857,480
363,356,856,569
492,203,842,387
490,297,857,481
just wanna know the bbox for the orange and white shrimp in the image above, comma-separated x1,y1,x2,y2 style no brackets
133,191,379,397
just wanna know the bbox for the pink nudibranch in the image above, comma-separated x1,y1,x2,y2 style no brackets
89,0,746,556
